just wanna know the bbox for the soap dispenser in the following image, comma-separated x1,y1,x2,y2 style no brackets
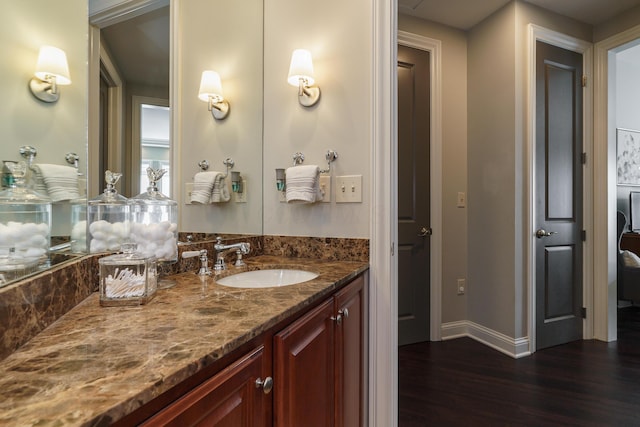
129,167,178,288
0,161,51,274
87,171,130,253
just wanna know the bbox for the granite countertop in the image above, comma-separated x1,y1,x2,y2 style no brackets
0,255,368,426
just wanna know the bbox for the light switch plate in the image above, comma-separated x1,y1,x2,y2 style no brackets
319,176,331,202
457,192,466,208
185,182,194,204
335,175,363,203
234,179,247,203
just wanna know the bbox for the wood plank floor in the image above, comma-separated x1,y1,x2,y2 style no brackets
399,307,640,426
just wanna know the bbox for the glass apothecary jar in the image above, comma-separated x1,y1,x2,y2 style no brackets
70,198,87,253
87,171,130,253
129,168,178,262
99,243,157,306
0,161,51,273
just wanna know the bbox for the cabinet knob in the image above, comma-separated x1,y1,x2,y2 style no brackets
340,308,349,319
255,376,273,394
331,314,343,325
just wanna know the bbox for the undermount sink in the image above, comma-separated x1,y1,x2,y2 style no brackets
216,269,318,288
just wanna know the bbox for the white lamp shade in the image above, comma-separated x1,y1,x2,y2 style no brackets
35,46,71,85
287,49,315,86
198,70,224,102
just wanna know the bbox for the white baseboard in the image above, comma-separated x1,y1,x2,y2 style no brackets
441,321,531,359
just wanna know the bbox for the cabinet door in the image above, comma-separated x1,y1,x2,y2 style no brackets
274,299,335,427
143,346,270,427
335,275,364,427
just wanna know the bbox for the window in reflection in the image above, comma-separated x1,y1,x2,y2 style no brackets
138,103,170,196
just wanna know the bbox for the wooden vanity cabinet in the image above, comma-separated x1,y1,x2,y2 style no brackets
273,275,365,427
142,345,271,427
133,274,365,427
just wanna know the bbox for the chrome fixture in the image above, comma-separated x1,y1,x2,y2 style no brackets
29,46,71,103
198,70,230,120
182,249,212,276
288,49,320,107
198,160,209,171
213,237,250,272
19,145,37,167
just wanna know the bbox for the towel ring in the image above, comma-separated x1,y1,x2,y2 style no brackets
320,150,338,174
222,158,234,177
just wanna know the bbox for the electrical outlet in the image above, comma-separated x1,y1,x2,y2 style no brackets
185,183,194,204
319,175,331,202
234,179,247,203
457,278,466,295
335,175,363,203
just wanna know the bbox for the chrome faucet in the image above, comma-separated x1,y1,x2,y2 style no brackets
214,237,251,272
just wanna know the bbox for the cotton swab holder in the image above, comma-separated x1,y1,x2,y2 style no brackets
98,243,157,306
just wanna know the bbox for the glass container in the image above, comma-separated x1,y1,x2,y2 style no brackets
129,168,178,288
70,198,87,253
99,243,157,306
87,171,130,253
0,161,51,275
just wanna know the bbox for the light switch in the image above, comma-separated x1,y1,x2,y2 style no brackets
319,176,331,202
185,183,194,204
457,192,466,208
335,175,362,203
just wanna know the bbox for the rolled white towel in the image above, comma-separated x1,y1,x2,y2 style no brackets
211,174,230,203
31,164,79,202
285,165,322,203
190,171,219,204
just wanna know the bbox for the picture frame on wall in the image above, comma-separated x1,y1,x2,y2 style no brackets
617,128,640,185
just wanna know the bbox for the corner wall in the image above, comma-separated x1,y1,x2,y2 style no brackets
398,15,468,324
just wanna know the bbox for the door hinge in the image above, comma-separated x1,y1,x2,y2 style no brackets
582,75,587,87
581,152,587,165
582,230,586,241
581,307,587,318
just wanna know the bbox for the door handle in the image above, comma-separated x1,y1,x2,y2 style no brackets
418,227,432,237
535,229,557,239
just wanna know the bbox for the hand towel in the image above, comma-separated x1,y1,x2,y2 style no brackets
285,165,322,203
211,173,231,203
31,164,80,202
190,171,219,204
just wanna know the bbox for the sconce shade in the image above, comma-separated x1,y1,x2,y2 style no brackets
35,46,71,85
198,70,224,102
287,49,315,86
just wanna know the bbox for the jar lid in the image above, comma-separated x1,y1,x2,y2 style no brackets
90,170,128,205
131,167,176,205
98,243,156,265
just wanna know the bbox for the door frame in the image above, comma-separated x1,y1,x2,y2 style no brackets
526,24,594,352
593,24,640,343
397,31,443,341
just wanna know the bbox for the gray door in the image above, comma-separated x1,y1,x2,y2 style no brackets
535,41,583,350
397,44,431,346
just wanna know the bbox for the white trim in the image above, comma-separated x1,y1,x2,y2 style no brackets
397,31,443,342
593,24,640,342
526,25,593,353
171,0,181,225
441,321,531,358
89,0,169,28
370,0,396,425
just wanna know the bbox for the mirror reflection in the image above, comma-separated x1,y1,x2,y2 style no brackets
1,0,265,287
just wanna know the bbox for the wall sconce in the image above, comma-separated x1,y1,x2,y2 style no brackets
231,171,243,193
198,70,230,120
287,49,320,107
275,168,286,191
29,46,71,103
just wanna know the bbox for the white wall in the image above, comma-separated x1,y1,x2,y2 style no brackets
262,0,372,238
615,44,640,219
176,0,263,235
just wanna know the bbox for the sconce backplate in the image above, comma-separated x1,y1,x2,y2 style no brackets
29,78,58,103
299,86,320,107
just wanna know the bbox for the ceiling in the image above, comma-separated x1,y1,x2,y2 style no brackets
100,5,169,88
399,0,640,30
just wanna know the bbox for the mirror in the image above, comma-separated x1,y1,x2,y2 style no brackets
0,0,88,238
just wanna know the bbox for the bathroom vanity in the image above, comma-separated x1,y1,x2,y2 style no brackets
0,254,368,426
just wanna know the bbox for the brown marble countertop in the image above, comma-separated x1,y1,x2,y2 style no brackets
0,255,368,426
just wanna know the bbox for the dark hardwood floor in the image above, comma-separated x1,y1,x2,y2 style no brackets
399,307,640,426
